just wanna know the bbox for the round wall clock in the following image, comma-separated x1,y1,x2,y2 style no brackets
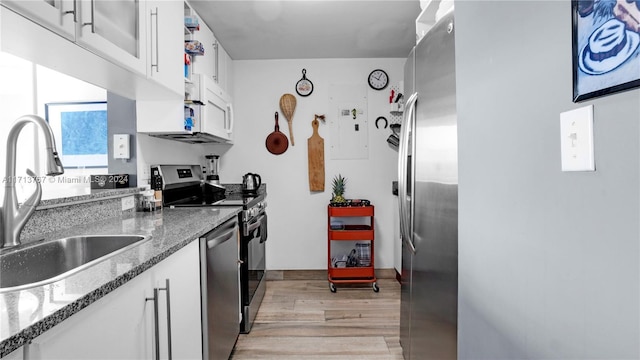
296,69,314,97
368,69,389,90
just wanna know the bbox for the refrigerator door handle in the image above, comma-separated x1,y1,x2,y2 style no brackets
398,92,417,254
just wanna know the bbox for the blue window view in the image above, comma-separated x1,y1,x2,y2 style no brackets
60,110,108,155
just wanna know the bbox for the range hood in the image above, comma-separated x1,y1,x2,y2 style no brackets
148,132,231,144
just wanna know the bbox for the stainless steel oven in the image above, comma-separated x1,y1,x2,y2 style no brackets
239,203,267,333
151,164,267,335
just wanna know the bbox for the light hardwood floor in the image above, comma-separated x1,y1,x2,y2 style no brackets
230,278,402,359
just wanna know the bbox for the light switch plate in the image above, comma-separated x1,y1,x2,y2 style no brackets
560,105,595,172
113,134,130,159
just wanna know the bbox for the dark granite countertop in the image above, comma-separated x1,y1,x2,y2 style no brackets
0,206,241,358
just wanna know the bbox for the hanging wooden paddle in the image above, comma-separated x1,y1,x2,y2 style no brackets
307,114,325,191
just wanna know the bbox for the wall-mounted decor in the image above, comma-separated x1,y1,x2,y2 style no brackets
368,69,389,90
572,0,640,102
296,69,314,97
45,101,108,168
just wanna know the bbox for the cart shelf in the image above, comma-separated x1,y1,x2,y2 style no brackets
327,205,378,292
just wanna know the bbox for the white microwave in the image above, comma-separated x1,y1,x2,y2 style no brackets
192,74,234,142
154,74,234,144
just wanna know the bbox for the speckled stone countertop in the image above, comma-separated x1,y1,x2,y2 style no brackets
0,206,241,358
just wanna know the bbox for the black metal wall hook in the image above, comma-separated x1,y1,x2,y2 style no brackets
375,116,388,129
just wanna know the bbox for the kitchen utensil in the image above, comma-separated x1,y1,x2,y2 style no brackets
279,94,297,146
387,133,399,147
390,123,401,135
296,69,314,97
307,115,325,191
266,112,289,155
242,173,262,195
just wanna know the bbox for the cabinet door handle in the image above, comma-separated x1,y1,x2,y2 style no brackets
146,288,161,360
158,279,173,360
150,7,159,72
64,0,77,23
226,102,234,135
213,40,219,84
146,279,173,360
82,0,95,33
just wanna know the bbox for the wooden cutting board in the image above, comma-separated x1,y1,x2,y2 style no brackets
307,116,325,191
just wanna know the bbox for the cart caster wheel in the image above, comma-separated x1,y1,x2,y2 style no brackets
372,282,379,292
330,283,337,293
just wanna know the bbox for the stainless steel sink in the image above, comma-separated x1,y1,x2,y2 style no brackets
0,235,151,293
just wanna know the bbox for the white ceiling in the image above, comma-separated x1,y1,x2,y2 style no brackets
188,1,421,60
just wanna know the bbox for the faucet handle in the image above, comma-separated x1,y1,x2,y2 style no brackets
22,169,43,208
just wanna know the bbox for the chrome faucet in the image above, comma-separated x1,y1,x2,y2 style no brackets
1,115,64,248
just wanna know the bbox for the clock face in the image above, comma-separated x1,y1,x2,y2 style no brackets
368,69,388,90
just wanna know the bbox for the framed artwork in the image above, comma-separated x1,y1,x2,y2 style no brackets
45,102,108,168
572,0,640,102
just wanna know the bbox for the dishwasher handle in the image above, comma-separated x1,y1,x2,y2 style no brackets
204,219,238,249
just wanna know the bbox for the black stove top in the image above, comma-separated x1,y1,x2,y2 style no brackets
212,193,264,209
153,164,265,210
164,189,265,210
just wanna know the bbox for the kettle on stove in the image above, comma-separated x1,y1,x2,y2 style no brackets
242,173,262,195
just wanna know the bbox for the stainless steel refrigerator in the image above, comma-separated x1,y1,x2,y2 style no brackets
398,9,457,360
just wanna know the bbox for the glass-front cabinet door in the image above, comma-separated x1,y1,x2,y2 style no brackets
76,0,146,75
2,0,76,40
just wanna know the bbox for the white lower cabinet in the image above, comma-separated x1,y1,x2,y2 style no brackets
150,240,203,360
21,240,202,360
26,270,152,359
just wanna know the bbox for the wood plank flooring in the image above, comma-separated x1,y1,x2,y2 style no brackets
230,278,402,359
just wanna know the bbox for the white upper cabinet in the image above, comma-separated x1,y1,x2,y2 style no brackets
2,0,77,40
187,6,232,94
146,0,183,94
217,41,233,93
75,0,147,75
190,17,214,79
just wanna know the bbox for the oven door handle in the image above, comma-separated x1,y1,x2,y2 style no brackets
247,214,266,233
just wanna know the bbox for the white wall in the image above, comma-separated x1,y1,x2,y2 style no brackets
136,133,220,185
216,58,404,270
456,1,639,358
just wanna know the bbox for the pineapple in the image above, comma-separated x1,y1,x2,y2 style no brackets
331,174,347,204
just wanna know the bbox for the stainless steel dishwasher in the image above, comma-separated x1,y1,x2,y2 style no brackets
200,217,241,360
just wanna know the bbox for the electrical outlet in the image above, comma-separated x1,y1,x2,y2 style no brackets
121,196,135,211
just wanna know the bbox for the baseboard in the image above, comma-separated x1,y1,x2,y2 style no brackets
266,268,397,281
395,269,401,284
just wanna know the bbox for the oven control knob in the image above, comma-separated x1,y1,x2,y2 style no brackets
248,207,260,217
